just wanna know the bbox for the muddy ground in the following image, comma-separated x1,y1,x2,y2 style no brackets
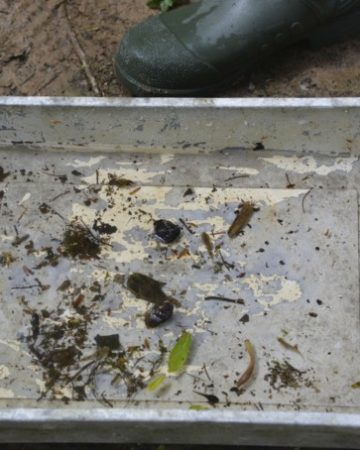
0,0,359,97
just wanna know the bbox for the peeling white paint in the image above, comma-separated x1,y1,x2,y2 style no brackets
18,192,31,205
160,154,175,165
102,313,130,329
261,155,358,176
0,387,14,398
0,365,10,380
67,156,106,168
243,274,302,310
81,167,160,185
0,339,21,352
217,166,259,176
35,378,46,392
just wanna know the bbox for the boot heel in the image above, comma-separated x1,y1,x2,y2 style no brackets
307,11,360,48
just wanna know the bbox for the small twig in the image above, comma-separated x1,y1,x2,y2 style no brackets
285,173,295,189
205,296,244,305
66,359,97,385
202,363,212,382
224,174,250,182
302,188,313,213
16,206,28,223
34,73,60,94
219,251,234,271
129,186,141,196
179,218,195,235
61,3,101,95
50,190,71,202
101,393,113,408
19,71,35,87
11,285,39,290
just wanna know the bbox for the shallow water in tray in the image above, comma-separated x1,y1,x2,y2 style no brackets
0,150,359,411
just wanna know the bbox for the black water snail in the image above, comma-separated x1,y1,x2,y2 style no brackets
145,302,174,328
153,219,181,244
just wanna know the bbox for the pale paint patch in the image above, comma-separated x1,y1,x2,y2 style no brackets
0,234,13,242
0,365,10,380
70,186,303,275
0,387,14,398
217,166,259,176
67,156,106,168
102,313,132,329
175,187,305,209
18,192,31,205
81,167,160,185
35,378,46,392
0,339,21,352
261,155,358,176
243,274,301,310
160,154,176,165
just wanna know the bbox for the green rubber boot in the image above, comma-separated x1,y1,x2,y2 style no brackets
114,0,360,96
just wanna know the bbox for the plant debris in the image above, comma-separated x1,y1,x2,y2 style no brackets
183,188,194,197
265,360,307,391
107,173,135,188
61,218,109,260
95,334,121,350
147,373,167,392
205,296,244,305
277,337,301,355
24,303,149,401
0,166,10,182
189,404,209,411
127,273,181,306
168,331,192,374
0,251,16,266
201,232,213,258
93,218,118,235
236,339,256,388
240,314,250,324
228,202,256,239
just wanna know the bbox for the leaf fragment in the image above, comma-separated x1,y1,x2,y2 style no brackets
228,202,255,239
189,404,210,411
236,339,256,387
168,331,192,374
147,374,167,392
277,337,301,355
352,381,360,389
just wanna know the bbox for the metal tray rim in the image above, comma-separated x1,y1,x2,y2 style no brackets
1,96,360,109
1,408,360,427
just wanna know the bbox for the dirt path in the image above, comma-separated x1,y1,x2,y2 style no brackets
0,0,359,97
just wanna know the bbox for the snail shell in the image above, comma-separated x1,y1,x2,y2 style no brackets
145,302,174,328
154,219,181,244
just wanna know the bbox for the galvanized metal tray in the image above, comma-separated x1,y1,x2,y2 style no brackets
0,97,360,447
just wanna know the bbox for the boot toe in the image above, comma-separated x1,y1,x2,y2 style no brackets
114,16,221,96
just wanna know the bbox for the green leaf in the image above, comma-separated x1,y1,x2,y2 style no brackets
189,404,209,411
168,331,192,374
147,374,167,391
